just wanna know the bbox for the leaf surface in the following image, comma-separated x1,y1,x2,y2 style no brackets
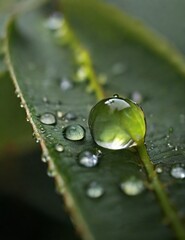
5,1,185,240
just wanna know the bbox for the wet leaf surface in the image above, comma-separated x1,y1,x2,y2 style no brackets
4,1,185,240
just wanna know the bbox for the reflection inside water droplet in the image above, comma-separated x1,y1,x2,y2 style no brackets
120,177,145,196
64,124,85,141
40,113,56,125
86,181,104,198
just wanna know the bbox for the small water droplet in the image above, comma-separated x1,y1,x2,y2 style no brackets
75,66,89,82
167,142,173,149
111,63,127,75
63,112,77,121
113,94,119,98
98,73,107,85
131,91,143,104
64,124,85,141
60,78,73,91
57,111,63,118
20,103,24,108
42,96,49,103
55,143,64,152
78,150,99,167
86,181,104,198
45,12,63,31
120,177,145,196
41,154,50,163
168,127,174,134
40,113,56,125
155,166,163,174
171,166,185,179
47,168,56,177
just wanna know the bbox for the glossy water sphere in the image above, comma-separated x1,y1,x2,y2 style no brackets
88,95,146,150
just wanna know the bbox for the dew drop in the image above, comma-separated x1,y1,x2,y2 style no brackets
120,177,145,196
41,154,50,163
57,111,63,118
75,66,89,82
113,94,119,98
131,91,143,104
63,112,77,121
155,166,163,174
171,166,185,179
88,96,146,150
64,124,85,141
60,78,73,91
55,143,64,152
45,12,63,31
40,112,56,125
86,181,104,198
111,63,127,75
42,96,49,103
78,150,99,167
47,168,56,177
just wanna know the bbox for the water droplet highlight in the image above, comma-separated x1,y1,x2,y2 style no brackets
86,182,104,198
171,166,185,179
64,124,85,141
120,177,145,196
88,96,146,150
78,150,99,167
40,113,56,125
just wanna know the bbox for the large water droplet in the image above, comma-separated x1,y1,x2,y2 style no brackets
60,78,73,91
45,12,63,30
88,96,146,150
120,177,145,196
64,124,85,141
40,113,56,125
171,166,185,179
78,150,99,167
86,181,104,198
55,143,64,152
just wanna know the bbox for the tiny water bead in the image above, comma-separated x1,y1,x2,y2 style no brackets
40,112,56,125
171,166,185,179
63,112,77,121
86,181,104,198
60,78,73,91
78,150,100,167
64,124,85,141
55,144,64,152
45,12,63,31
120,177,145,196
88,95,146,150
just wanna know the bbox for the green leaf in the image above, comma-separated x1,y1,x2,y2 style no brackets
5,1,185,240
